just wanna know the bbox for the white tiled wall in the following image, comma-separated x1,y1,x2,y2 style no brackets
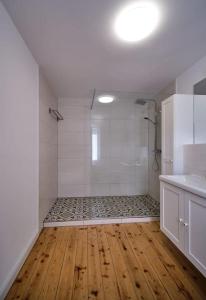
147,102,161,201
58,98,149,197
58,98,91,197
39,73,58,227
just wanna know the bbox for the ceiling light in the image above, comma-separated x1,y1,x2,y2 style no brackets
98,95,115,103
114,1,160,42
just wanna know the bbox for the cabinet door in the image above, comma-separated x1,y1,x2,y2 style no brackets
184,193,206,276
161,98,174,175
160,182,184,251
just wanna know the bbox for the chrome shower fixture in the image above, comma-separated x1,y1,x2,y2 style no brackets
136,98,161,172
135,98,155,105
144,116,157,125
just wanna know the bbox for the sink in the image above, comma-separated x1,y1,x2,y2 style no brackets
159,174,206,198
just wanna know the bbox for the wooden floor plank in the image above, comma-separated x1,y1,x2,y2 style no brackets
123,224,171,300
55,227,78,300
96,226,122,300
5,228,46,300
147,221,206,297
5,222,206,300
6,227,58,300
124,223,187,300
140,223,204,300
71,227,88,300
105,225,140,300
109,224,156,299
38,228,71,299
87,226,104,300
22,227,64,300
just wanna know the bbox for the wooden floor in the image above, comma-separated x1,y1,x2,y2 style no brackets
6,222,206,300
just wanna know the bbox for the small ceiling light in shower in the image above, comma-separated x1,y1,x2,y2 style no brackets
114,1,160,42
98,95,115,103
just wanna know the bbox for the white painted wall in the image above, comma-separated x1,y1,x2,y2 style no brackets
39,72,58,227
176,55,206,93
0,3,39,298
58,97,149,197
183,144,206,176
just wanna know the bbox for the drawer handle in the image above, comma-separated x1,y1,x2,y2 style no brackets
183,222,189,227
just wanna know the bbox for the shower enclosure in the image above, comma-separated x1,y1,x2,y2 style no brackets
44,92,160,226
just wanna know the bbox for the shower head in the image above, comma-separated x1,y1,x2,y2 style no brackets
135,99,147,105
144,116,157,125
135,98,156,105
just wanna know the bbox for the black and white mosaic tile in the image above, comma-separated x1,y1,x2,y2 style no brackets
44,195,160,223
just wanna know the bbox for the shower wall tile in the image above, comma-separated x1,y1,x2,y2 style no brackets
109,183,146,196
58,131,87,145
86,184,110,197
58,144,91,159
109,184,136,196
58,158,90,186
58,118,90,132
90,160,111,184
58,183,87,197
59,97,91,107
59,105,90,119
147,102,160,201
58,97,149,197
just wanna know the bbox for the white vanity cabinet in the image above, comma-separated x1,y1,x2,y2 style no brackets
184,192,206,276
161,94,193,175
160,182,185,251
160,181,206,277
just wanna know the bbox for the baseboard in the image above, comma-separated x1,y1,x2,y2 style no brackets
0,230,40,300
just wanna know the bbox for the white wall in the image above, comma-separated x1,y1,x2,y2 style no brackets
58,97,149,197
176,55,206,93
183,144,206,176
0,3,39,298
39,72,58,227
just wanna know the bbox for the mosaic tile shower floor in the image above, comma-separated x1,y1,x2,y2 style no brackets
44,195,160,223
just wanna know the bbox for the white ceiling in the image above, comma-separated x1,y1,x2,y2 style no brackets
3,0,206,98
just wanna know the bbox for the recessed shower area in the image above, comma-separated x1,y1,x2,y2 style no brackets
44,92,160,226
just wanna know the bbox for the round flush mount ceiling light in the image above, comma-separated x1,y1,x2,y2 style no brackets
98,95,115,103
114,1,160,42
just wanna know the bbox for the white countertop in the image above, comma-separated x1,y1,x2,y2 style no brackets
159,174,206,198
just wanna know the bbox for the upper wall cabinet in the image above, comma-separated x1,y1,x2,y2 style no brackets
161,94,193,175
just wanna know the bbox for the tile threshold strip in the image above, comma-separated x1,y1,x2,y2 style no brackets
44,216,160,227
